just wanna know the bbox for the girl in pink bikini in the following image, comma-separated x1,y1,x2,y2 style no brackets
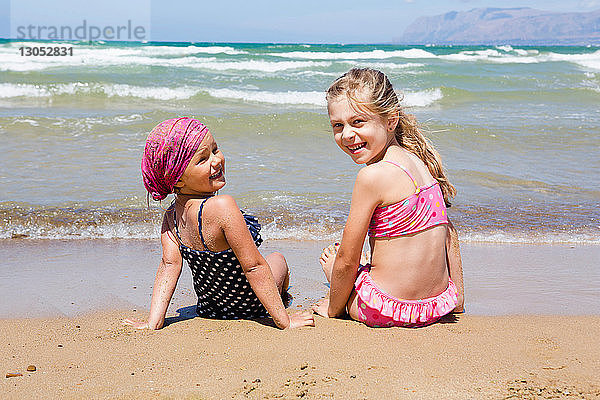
312,68,465,327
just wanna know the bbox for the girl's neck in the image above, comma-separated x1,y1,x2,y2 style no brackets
174,192,215,205
366,137,400,165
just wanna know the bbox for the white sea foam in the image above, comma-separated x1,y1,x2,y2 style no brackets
0,43,246,72
437,48,600,68
203,87,442,107
1,222,160,240
401,88,443,107
544,50,600,71
495,45,514,52
11,118,40,126
0,83,50,97
3,42,600,73
0,46,331,72
293,70,340,77
0,82,199,100
203,88,327,106
103,84,198,100
461,230,600,245
261,222,342,241
341,61,425,71
267,49,437,60
190,60,331,72
440,49,540,64
4,221,598,244
0,82,443,107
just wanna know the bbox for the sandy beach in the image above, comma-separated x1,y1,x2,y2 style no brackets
2,312,599,399
1,238,599,398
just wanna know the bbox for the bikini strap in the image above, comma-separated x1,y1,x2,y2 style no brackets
171,198,210,250
382,160,419,191
197,198,210,250
170,203,183,244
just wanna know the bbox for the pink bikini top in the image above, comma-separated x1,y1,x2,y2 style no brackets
368,160,448,238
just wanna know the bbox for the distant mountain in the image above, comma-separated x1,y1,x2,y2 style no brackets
398,7,600,45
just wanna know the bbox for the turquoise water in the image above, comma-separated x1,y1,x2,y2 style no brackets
0,40,599,242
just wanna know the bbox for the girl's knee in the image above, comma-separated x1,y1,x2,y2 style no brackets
269,251,286,265
266,252,289,290
267,252,288,273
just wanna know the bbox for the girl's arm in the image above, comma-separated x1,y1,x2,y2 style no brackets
328,168,380,317
123,212,183,329
446,219,464,313
209,195,312,329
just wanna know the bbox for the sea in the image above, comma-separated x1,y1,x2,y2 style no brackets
1,40,599,244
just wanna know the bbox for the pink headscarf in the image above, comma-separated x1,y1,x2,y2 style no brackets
141,117,209,201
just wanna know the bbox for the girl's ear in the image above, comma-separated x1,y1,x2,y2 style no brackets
387,111,400,132
173,179,184,189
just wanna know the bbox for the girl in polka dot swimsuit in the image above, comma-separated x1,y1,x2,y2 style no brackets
124,117,314,330
312,69,465,327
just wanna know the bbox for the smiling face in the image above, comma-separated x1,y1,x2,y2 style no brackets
328,95,397,165
174,132,226,196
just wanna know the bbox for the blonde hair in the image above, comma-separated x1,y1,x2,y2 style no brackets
326,68,456,206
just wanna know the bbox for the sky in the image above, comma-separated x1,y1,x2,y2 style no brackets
2,0,600,43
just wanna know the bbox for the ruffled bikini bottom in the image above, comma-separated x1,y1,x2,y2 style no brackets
354,264,458,328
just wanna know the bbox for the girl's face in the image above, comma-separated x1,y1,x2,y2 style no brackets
175,132,226,196
327,96,397,165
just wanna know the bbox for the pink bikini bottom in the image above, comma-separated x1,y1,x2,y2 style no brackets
354,265,458,328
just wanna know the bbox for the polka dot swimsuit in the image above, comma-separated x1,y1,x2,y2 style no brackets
173,199,268,319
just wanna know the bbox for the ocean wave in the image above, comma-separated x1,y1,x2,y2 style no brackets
340,61,425,71
266,49,437,60
0,83,51,98
461,230,600,245
3,42,245,56
189,60,331,72
0,53,331,73
103,84,198,100
3,42,600,74
203,88,326,106
0,82,198,100
401,88,443,107
544,50,600,71
438,48,600,69
0,82,443,107
4,220,598,244
0,43,326,72
440,49,540,64
2,201,598,243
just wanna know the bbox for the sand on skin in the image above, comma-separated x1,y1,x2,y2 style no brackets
1,311,600,399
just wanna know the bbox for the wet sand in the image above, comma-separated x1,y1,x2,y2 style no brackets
1,239,599,317
1,238,599,398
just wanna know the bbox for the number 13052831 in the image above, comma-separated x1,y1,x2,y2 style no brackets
19,46,74,56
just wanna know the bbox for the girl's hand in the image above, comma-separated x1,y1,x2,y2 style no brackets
311,297,330,318
285,311,315,329
121,318,151,330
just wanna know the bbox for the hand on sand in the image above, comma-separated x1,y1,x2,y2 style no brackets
286,311,315,329
121,318,150,329
311,297,330,318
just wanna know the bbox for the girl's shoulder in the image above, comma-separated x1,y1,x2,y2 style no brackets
201,194,239,213
197,194,243,223
357,159,411,187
